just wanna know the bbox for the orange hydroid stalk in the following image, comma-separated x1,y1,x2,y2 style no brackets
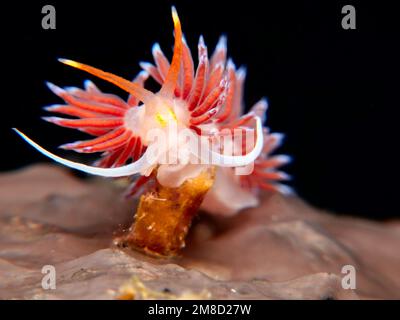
119,167,215,257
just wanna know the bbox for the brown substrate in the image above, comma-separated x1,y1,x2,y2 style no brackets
0,164,399,299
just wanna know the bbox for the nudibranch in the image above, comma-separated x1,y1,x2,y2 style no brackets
14,7,292,256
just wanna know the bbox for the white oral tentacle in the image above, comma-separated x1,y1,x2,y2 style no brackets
14,114,263,176
13,128,153,177
191,116,264,167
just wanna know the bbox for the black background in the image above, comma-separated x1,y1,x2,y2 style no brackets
2,1,399,220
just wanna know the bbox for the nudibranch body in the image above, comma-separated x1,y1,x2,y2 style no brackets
15,7,292,218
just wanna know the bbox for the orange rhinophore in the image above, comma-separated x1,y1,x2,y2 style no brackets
15,6,292,256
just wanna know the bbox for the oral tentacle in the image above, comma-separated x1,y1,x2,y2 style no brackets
193,116,264,167
13,129,153,177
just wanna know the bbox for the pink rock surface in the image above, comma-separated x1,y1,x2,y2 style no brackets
0,164,399,299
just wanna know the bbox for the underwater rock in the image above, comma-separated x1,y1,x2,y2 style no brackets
0,164,399,299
